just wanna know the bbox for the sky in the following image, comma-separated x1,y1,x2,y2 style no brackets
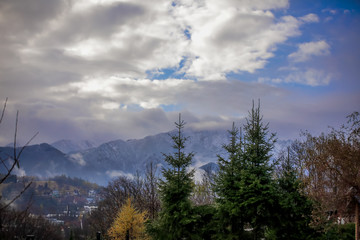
0,0,359,145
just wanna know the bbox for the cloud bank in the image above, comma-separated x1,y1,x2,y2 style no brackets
0,0,359,145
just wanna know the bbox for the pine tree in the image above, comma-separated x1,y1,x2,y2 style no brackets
215,123,247,239
238,100,277,239
215,101,277,239
150,114,196,239
107,198,148,240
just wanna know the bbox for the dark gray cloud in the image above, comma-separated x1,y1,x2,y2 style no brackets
39,2,145,45
0,0,65,38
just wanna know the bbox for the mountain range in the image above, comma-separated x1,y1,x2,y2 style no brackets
0,129,292,185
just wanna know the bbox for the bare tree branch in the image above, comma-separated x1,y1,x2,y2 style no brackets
0,181,32,211
0,156,10,172
16,131,39,161
0,97,7,125
13,111,18,168
0,98,37,212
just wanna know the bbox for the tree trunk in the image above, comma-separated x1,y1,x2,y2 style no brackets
126,229,130,240
356,201,359,240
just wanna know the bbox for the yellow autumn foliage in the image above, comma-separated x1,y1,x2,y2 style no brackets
107,198,149,240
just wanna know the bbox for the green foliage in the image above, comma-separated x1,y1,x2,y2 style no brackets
215,123,247,238
149,114,196,239
239,101,278,238
317,223,355,240
192,204,218,239
270,148,315,239
215,101,278,239
243,101,276,169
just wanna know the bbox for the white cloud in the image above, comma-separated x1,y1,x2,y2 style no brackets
16,0,305,81
69,153,86,166
106,170,134,179
72,0,123,13
299,13,319,23
65,39,109,59
18,0,187,79
288,40,330,62
12,166,27,177
259,68,332,86
56,75,285,118
322,8,337,15
258,77,282,84
172,0,302,80
64,76,195,110
285,68,332,86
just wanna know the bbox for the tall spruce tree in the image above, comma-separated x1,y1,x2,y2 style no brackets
238,101,277,239
215,101,277,239
150,114,196,240
215,123,247,239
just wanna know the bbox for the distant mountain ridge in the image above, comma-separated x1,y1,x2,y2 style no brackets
0,143,78,178
0,129,292,185
51,139,99,154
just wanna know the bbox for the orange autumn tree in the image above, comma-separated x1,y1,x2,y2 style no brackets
107,198,148,240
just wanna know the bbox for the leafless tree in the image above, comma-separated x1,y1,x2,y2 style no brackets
293,112,360,238
0,98,38,211
88,162,161,238
88,175,145,238
191,166,216,206
0,207,63,240
143,162,161,219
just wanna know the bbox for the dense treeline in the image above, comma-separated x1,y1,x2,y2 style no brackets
88,103,358,240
